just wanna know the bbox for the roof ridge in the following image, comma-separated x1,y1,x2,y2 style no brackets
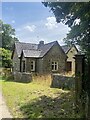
45,41,57,45
15,41,57,46
23,49,41,51
61,44,71,47
15,41,38,45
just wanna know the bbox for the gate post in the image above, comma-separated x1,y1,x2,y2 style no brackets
74,54,85,116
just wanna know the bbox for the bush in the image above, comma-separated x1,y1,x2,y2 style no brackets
0,48,12,68
1,68,13,81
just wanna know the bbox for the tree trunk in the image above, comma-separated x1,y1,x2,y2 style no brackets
87,62,90,119
87,95,90,119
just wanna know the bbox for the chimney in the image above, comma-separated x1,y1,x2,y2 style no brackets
38,41,44,49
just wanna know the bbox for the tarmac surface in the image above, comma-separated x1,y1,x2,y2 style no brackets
0,88,12,119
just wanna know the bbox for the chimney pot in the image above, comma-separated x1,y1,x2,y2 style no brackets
38,41,44,49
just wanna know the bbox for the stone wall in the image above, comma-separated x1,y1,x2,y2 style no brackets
21,43,67,74
26,58,36,72
13,72,32,83
51,74,75,90
12,72,75,89
12,48,20,72
42,43,67,74
36,58,43,74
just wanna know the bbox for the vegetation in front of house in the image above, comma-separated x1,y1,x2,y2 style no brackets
0,76,81,118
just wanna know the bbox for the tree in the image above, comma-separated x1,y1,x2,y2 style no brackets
43,2,90,118
0,20,19,68
0,48,12,68
0,20,18,50
43,2,90,51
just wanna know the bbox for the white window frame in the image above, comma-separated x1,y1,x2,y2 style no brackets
31,60,35,71
52,61,58,71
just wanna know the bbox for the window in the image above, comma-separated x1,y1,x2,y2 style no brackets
31,60,35,71
22,60,25,72
66,62,72,72
52,61,58,71
20,59,22,72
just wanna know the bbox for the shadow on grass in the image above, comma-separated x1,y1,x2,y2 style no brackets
20,91,76,118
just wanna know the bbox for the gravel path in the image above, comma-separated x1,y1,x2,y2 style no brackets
0,91,12,119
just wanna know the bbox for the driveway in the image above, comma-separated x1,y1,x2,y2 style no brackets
0,90,12,119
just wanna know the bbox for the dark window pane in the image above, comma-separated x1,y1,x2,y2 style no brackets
31,61,35,71
55,65,57,70
52,65,54,70
23,61,25,72
66,62,72,71
31,65,33,70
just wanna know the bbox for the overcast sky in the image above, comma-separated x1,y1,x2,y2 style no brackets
2,2,70,45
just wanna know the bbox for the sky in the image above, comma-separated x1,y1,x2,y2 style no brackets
2,2,70,45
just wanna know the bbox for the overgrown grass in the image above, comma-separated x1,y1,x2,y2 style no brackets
0,76,79,118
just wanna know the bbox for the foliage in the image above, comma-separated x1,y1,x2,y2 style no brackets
0,20,18,50
1,78,80,118
42,3,90,81
0,20,19,68
43,2,90,55
42,2,90,86
0,68,13,81
0,48,12,68
43,2,90,117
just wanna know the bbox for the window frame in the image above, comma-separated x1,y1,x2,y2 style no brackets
31,60,35,72
51,61,58,71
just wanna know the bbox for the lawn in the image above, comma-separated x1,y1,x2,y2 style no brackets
0,76,76,118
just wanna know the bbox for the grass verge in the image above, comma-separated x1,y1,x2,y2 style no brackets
0,76,77,118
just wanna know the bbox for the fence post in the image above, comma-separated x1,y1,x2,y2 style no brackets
74,54,85,117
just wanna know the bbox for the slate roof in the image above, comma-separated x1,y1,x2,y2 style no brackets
39,41,57,57
61,45,71,53
15,41,77,58
15,42,38,57
13,41,79,59
23,50,41,58
61,45,79,53
14,41,58,58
